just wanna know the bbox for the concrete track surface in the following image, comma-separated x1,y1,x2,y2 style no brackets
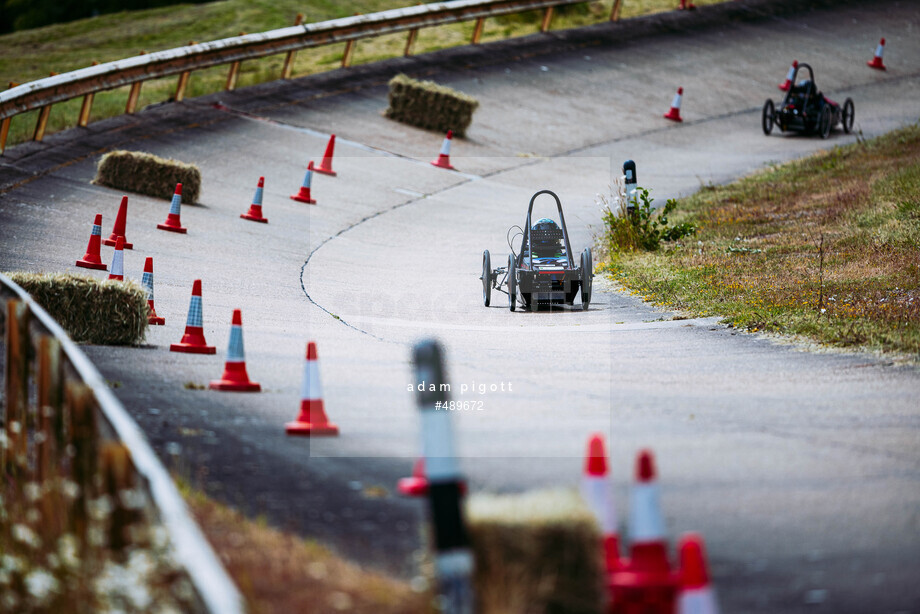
1,0,919,611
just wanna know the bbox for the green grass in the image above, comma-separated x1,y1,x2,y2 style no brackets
601,123,920,357
0,0,728,148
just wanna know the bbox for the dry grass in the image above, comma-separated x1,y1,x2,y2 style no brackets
385,73,480,137
93,150,202,204
604,123,920,356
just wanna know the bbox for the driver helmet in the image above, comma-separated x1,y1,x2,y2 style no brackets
531,218,564,256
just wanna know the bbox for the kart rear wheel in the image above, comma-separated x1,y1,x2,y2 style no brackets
762,99,775,135
481,250,492,306
507,254,516,312
818,105,832,139
564,284,579,306
580,248,593,311
842,98,855,134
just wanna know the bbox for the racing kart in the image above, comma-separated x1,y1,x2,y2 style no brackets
762,63,854,139
480,189,593,312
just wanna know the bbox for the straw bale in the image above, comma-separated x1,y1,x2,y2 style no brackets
385,74,479,136
93,150,201,203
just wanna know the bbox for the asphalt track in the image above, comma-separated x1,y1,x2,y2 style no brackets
1,0,919,611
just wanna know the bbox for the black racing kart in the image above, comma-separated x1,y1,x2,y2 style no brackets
762,63,854,139
481,190,593,312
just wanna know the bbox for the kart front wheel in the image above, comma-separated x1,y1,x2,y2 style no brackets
507,254,516,312
818,105,832,139
580,248,593,311
762,99,775,135
842,98,855,134
481,250,492,306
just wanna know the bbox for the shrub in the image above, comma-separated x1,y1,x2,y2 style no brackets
601,187,696,252
384,73,479,137
93,150,201,204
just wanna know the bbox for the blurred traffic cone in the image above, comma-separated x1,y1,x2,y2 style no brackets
677,533,720,614
241,176,268,223
157,183,188,233
678,0,695,9
664,87,683,122
867,38,887,70
314,134,337,176
107,236,125,281
286,342,339,436
103,195,133,249
290,162,317,204
581,433,621,572
170,279,216,354
778,60,797,91
142,257,165,325
397,458,428,496
75,214,108,271
210,309,261,392
431,130,456,170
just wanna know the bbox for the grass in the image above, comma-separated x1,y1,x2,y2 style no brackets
0,0,728,148
601,123,920,357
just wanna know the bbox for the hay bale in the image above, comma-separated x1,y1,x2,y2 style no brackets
466,489,605,614
385,74,479,137
6,272,148,345
93,150,201,204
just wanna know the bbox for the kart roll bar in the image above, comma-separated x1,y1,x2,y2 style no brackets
782,62,816,109
521,189,575,269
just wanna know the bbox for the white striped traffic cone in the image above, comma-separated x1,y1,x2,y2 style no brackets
290,162,317,204
581,433,621,571
170,279,216,354
285,341,339,436
241,176,268,223
75,213,108,271
142,257,165,325
157,183,188,233
677,533,720,614
107,236,125,281
431,130,456,170
210,309,261,392
778,60,797,91
867,38,887,70
664,87,683,122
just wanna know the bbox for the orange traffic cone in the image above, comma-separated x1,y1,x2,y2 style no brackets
867,38,887,70
677,533,720,614
664,87,683,122
290,162,317,204
107,236,125,281
170,279,216,354
142,257,165,325
314,134,337,176
431,130,456,170
285,342,339,436
778,60,797,91
397,458,428,496
157,183,188,233
210,309,261,392
103,195,133,249
582,433,621,572
241,177,268,223
76,214,108,271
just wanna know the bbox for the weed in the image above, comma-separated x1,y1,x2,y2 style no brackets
600,186,696,252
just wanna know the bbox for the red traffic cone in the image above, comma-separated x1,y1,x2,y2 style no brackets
678,0,695,9
290,162,317,204
286,342,339,436
210,309,261,392
582,433,621,572
142,257,165,325
103,195,133,249
76,214,108,271
241,176,268,223
664,87,683,122
778,60,798,91
107,236,125,281
677,533,720,614
431,130,456,170
397,458,429,496
314,134,337,176
170,279,216,354
867,38,887,70
157,183,188,234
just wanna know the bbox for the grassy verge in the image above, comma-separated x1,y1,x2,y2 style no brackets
601,123,920,357
0,0,727,148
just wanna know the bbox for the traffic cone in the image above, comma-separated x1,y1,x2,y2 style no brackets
778,60,797,91
290,162,317,204
314,134,337,176
157,183,188,233
431,130,456,170
241,176,268,223
397,458,428,496
285,342,339,436
867,38,887,70
75,214,108,271
678,0,695,9
608,449,679,613
169,279,216,354
581,433,621,572
107,236,125,281
677,533,720,614
142,257,165,325
210,309,261,392
103,195,134,249
663,87,683,122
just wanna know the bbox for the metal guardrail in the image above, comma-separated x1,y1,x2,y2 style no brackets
0,272,245,614
0,0,616,153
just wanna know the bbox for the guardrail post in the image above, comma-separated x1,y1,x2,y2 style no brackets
471,17,485,44
101,442,136,554
37,335,63,483
174,71,191,101
540,6,555,32
0,117,10,155
404,27,419,56
33,105,52,141
610,0,624,21
78,93,95,127
225,62,241,90
67,380,97,546
282,14,305,79
125,83,142,113
4,300,30,479
341,40,356,68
